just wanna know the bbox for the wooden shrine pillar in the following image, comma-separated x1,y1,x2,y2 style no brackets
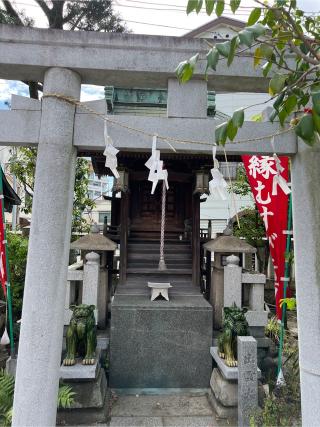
119,191,129,285
192,193,200,287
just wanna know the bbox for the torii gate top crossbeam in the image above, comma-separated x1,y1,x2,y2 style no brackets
0,24,269,92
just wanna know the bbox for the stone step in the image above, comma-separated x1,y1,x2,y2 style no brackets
126,268,192,275
126,273,192,283
127,258,191,265
128,252,192,262
128,246,191,254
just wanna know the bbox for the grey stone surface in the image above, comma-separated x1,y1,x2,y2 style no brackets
60,350,101,380
223,261,242,308
241,273,266,284
110,295,212,388
83,251,100,323
109,417,163,427
57,370,109,425
245,310,268,327
167,79,207,118
249,283,265,311
210,368,237,407
291,139,320,427
207,391,237,419
162,416,220,426
12,67,81,427
237,337,258,427
110,394,213,417
210,347,261,380
210,264,224,329
0,94,297,156
0,24,280,91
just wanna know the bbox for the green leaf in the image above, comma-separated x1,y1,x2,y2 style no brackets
230,0,241,13
205,0,215,15
295,114,316,145
269,109,278,123
206,47,219,72
247,7,261,26
227,36,239,66
273,92,285,111
175,53,199,83
312,110,320,134
312,91,320,115
187,0,198,14
227,119,238,141
238,29,254,47
216,40,230,58
215,122,228,145
283,94,297,115
262,61,272,77
260,43,273,60
278,108,288,126
232,109,245,128
195,0,203,13
254,47,262,68
215,0,224,17
269,74,286,96
246,23,266,38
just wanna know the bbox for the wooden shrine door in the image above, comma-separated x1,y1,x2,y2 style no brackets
130,178,191,235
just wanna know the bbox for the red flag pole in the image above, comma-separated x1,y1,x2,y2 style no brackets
0,167,15,356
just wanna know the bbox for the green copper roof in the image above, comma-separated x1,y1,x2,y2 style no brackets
104,86,217,117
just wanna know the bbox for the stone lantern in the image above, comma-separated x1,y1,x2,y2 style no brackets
69,224,117,328
203,226,256,329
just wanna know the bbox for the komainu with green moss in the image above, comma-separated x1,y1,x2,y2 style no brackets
63,304,97,366
218,305,249,367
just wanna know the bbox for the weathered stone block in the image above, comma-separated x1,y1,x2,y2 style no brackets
207,390,237,419
249,283,265,311
246,310,268,327
237,336,258,427
210,347,261,380
224,263,242,308
210,368,238,407
57,369,110,425
110,294,212,388
60,351,101,380
167,79,207,119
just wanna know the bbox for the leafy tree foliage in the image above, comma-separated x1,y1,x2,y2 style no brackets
9,150,95,234
2,1,123,233
177,0,320,146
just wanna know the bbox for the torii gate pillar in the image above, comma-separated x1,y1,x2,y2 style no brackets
291,140,320,426
12,67,81,427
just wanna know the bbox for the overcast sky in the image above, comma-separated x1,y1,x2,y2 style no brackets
0,0,318,108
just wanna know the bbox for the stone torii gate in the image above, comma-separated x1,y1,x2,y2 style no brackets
0,24,319,427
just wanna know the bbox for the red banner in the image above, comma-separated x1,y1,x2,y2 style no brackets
0,197,7,297
242,155,290,319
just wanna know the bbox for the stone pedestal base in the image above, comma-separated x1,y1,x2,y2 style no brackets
208,368,238,419
110,294,212,388
58,353,110,425
208,389,238,419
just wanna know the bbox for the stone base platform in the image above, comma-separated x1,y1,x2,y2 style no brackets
57,353,109,425
110,290,213,388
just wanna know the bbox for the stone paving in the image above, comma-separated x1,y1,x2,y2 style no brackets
106,392,237,427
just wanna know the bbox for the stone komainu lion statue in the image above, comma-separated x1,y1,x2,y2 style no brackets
217,305,249,367
63,304,97,366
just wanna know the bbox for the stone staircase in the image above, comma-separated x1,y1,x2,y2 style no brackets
126,237,192,288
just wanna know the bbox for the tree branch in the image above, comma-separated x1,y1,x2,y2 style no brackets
2,0,22,24
288,41,319,66
34,0,52,20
